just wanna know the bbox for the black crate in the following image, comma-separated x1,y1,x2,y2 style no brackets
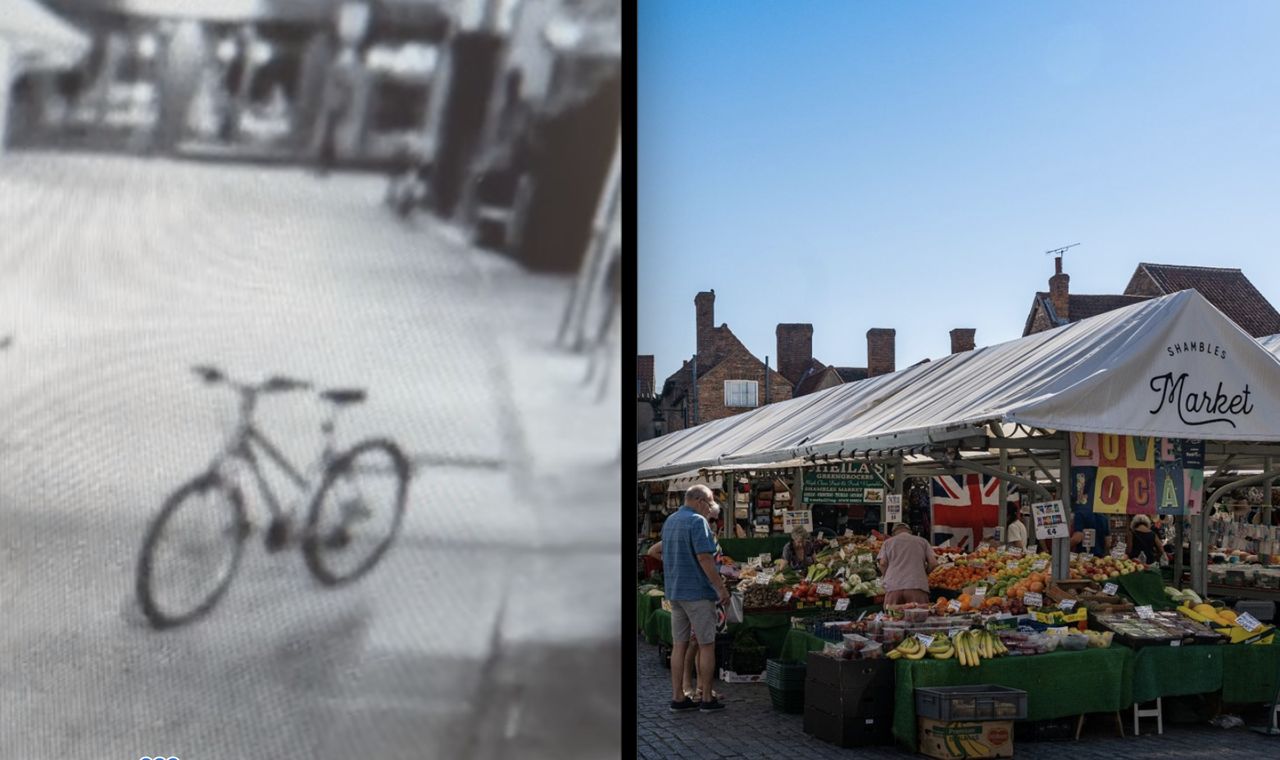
803,707,893,748
805,652,895,691
915,685,1028,722
766,659,807,687
1015,717,1076,742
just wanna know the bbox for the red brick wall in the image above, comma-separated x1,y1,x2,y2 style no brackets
1028,303,1055,334
693,347,793,425
867,328,896,377
1049,258,1070,321
695,291,715,365
776,323,814,385
949,328,975,354
636,355,655,398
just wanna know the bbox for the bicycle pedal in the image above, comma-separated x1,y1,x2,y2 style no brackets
265,520,290,552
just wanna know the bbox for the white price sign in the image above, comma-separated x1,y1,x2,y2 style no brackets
1007,561,1019,570
974,587,987,599
1110,543,1127,559
1103,582,1119,596
859,554,874,564
757,553,772,566
948,599,962,612
1008,546,1024,556
916,633,935,648
1023,592,1044,608
1032,501,1070,540
754,573,771,586
885,493,903,523
1083,529,1096,550
783,591,793,602
834,598,851,611
1058,599,1077,611
1237,612,1263,632
1135,605,1155,620
1033,560,1048,571
816,583,834,597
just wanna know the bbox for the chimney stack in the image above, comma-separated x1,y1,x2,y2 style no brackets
949,328,976,354
867,328,896,377
1049,257,1070,322
695,290,715,365
637,355,655,398
776,323,814,385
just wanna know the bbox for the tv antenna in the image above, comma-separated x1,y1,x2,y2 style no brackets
1045,243,1080,260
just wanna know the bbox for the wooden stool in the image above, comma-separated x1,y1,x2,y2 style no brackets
1075,711,1126,740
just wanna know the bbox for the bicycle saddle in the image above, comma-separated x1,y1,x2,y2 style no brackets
320,388,367,405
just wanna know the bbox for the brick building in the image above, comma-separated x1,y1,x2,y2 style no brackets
1024,258,1280,338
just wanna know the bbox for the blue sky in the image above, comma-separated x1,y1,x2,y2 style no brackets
638,1,1280,386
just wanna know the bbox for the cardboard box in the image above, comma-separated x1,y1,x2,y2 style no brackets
918,718,1014,759
803,707,893,748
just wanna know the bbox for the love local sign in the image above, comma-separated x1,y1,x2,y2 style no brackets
1070,433,1204,517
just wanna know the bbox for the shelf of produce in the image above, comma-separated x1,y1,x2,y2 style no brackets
891,648,1131,752
1207,583,1280,603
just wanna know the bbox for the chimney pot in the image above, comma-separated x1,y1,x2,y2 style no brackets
867,328,896,377
1049,260,1070,322
695,290,715,365
949,328,976,354
776,323,814,385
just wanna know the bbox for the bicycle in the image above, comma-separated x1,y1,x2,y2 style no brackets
135,365,410,630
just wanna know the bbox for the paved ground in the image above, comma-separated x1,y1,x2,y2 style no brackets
635,637,1280,759
0,151,618,759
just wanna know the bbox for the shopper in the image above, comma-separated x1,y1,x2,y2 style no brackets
1128,514,1162,564
1070,507,1111,557
662,485,730,713
1004,503,1028,550
878,523,937,606
782,527,818,573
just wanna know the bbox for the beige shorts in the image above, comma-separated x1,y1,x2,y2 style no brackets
670,599,717,644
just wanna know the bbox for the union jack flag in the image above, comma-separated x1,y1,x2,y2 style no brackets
931,474,1001,550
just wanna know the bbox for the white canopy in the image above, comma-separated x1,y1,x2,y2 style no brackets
639,290,1280,479
0,0,90,72
1260,333,1280,356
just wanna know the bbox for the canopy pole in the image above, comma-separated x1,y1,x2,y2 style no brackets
998,449,1009,542
890,456,904,535
1195,468,1280,596
1052,433,1070,582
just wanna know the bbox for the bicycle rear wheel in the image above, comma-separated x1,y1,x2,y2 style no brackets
303,439,409,586
136,473,249,629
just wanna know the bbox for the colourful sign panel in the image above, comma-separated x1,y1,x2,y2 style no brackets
1069,433,1204,516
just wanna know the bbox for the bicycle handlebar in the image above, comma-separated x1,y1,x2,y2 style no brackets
191,365,312,395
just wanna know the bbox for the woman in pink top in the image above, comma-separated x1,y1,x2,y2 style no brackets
877,523,938,606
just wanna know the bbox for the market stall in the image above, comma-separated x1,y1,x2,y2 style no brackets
638,292,1280,750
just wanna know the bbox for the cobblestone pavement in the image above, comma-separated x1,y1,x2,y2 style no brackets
636,637,1280,759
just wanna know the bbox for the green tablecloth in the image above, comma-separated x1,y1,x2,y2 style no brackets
719,536,790,562
637,590,663,634
1115,569,1177,609
1129,645,1224,703
645,607,824,658
1221,642,1280,704
780,629,827,663
892,648,1132,752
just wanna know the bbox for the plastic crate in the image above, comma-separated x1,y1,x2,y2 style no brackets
769,683,805,714
766,660,807,687
1015,717,1076,742
1235,599,1276,623
915,685,1028,722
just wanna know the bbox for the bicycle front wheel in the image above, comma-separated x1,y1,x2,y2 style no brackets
136,473,249,630
303,439,410,586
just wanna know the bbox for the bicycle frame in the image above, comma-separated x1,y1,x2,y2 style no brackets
210,388,338,524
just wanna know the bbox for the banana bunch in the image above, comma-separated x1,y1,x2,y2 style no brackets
951,629,1006,667
887,637,929,660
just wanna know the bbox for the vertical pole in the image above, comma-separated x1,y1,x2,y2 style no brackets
1174,517,1185,587
764,356,770,405
691,356,699,426
998,448,1009,542
1051,433,1070,581
1266,456,1274,533
0,40,12,154
890,457,904,536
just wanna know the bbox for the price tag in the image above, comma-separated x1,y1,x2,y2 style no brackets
1007,561,1019,570
859,554,874,564
1103,582,1119,596
948,599,962,612
816,583,834,597
783,591,793,602
974,587,987,599
1170,639,1181,647
845,529,855,538
1237,612,1263,632
835,598,851,611
885,493,903,523
1110,544,1127,559
1023,592,1043,608
916,633,935,648
754,572,773,586
1136,605,1155,619
1083,528,1096,550
1033,560,1048,570
1008,546,1024,557
758,553,772,566
1058,599,1077,611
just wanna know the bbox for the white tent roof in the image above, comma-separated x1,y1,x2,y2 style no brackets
0,0,90,71
1260,333,1280,356
639,290,1280,479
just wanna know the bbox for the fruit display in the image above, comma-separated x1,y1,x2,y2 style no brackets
1173,603,1276,644
1069,555,1147,582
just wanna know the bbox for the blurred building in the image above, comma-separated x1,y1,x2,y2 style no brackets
9,0,450,166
